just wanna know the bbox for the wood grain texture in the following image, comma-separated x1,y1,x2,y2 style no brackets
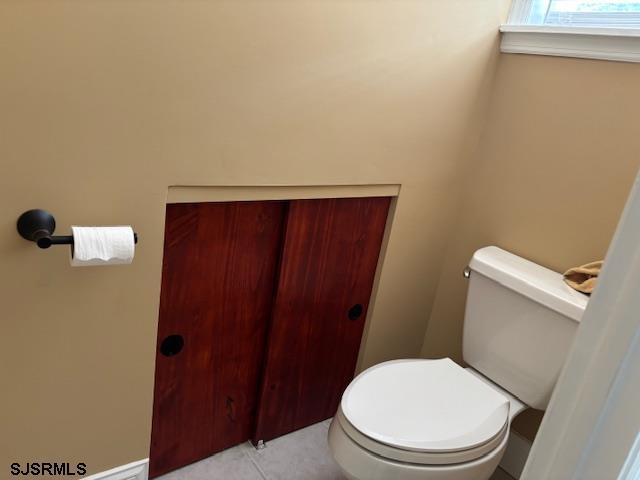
253,197,391,442
149,201,286,478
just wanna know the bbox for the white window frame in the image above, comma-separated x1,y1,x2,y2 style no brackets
501,1,640,63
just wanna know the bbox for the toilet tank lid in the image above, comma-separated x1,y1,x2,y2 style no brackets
469,246,588,322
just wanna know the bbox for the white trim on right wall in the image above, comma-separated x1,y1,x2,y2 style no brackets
522,169,640,479
619,432,640,480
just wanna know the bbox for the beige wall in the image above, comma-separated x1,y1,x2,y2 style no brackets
0,1,510,475
421,53,640,438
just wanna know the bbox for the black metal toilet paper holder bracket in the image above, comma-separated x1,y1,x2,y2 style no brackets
17,209,139,249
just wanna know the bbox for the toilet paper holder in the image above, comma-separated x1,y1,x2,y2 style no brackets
17,209,139,249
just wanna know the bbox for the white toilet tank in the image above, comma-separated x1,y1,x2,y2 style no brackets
463,246,589,410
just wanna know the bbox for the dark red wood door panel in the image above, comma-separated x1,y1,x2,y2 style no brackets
253,197,390,442
149,201,286,478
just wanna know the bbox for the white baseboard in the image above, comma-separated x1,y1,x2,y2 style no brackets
500,431,532,479
83,459,148,480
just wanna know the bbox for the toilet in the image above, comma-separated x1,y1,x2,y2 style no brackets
328,246,589,480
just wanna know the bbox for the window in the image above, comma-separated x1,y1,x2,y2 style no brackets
501,0,640,63
519,1,640,27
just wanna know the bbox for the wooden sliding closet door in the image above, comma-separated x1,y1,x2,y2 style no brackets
149,202,286,478
254,197,391,442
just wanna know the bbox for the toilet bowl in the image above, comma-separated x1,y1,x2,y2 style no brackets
328,246,588,480
328,358,525,480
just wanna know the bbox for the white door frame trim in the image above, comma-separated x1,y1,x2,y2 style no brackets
522,170,640,479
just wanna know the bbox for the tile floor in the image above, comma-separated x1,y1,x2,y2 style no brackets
156,418,514,480
156,419,343,480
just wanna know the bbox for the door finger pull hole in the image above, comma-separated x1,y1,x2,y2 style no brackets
161,334,184,357
348,304,364,320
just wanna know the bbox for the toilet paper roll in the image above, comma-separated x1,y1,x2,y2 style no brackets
70,226,135,267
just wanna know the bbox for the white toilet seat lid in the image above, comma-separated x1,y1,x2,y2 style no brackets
341,358,510,453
